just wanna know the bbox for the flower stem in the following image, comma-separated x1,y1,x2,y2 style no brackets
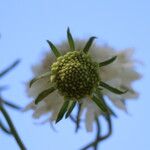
75,103,82,132
93,118,101,150
0,119,11,134
81,116,112,150
0,103,26,150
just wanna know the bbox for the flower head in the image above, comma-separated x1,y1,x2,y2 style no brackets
26,28,141,132
51,50,100,99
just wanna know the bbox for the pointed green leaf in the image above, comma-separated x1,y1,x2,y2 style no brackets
92,95,108,113
99,56,117,67
56,100,70,123
2,100,21,111
35,87,56,104
30,71,51,87
47,40,61,57
67,27,75,51
83,36,97,53
65,101,76,118
99,81,127,94
0,60,20,78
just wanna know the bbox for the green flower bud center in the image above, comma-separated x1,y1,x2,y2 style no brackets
51,51,99,99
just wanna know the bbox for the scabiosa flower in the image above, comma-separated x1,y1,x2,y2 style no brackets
25,28,141,135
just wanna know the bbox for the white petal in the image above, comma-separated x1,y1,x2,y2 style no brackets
107,94,127,111
85,108,95,132
83,98,101,132
23,102,36,111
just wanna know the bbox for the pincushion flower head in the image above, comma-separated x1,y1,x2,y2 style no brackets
26,28,141,134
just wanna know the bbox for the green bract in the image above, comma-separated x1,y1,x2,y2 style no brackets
30,28,127,123
51,51,99,99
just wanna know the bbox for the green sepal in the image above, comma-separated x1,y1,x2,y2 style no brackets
29,71,51,87
96,90,117,117
47,40,61,58
56,100,70,123
65,101,76,118
99,81,127,94
67,27,75,51
83,36,97,53
92,95,108,113
99,56,117,67
104,103,117,117
35,87,56,104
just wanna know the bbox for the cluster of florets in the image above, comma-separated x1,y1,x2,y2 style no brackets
51,51,99,99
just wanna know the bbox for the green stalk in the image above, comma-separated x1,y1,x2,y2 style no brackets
0,103,26,150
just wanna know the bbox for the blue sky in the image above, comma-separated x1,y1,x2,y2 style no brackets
0,0,150,149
